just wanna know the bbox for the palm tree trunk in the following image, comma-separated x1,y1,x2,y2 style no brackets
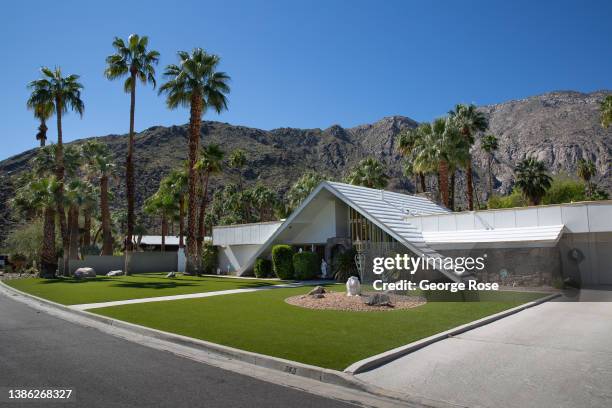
40,206,57,278
161,215,167,252
466,158,474,210
186,91,203,274
449,171,456,211
178,195,185,248
83,208,91,248
54,97,70,276
68,205,80,260
419,173,426,194
124,72,137,275
197,171,210,272
101,174,113,255
38,118,47,147
487,154,493,198
438,160,450,208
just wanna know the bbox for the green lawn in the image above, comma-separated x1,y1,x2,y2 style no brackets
90,285,547,370
4,274,281,305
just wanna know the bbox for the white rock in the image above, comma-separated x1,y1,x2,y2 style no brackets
106,270,124,276
166,271,176,278
74,267,96,279
346,276,361,296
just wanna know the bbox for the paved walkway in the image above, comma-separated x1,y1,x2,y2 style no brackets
357,290,612,408
70,280,330,311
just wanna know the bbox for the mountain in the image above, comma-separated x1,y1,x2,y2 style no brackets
1,90,610,241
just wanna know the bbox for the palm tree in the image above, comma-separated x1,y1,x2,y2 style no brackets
397,128,426,192
601,95,612,128
251,183,278,221
286,172,325,212
515,157,552,205
449,104,488,210
229,149,246,189
346,158,389,189
576,158,596,198
159,48,231,274
105,34,159,265
82,141,116,255
481,134,499,198
412,119,465,208
163,169,189,249
12,176,59,278
196,144,224,262
26,98,54,147
27,67,84,275
144,187,178,252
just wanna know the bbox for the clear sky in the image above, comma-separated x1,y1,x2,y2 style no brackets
1,0,611,160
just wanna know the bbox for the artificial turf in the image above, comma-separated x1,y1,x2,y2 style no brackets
90,285,548,370
4,273,280,305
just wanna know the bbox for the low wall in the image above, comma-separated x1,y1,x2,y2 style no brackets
68,252,177,275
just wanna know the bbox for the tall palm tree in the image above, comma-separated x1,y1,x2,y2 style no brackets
27,67,84,275
82,141,116,255
481,134,499,198
229,149,246,189
251,183,278,221
144,187,178,252
601,95,612,128
397,128,426,192
576,158,596,198
159,48,230,274
346,157,389,189
196,144,224,262
449,104,488,210
412,119,467,208
26,98,54,147
515,157,552,205
105,34,159,265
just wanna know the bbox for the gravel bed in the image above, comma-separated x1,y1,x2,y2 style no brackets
285,291,426,312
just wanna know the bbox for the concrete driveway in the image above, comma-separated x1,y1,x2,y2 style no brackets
357,290,612,408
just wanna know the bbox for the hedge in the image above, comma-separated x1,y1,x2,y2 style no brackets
254,258,273,278
272,245,294,279
293,251,320,280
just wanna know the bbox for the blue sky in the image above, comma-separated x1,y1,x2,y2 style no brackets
1,0,611,160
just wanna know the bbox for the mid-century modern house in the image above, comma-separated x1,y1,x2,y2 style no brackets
212,181,612,286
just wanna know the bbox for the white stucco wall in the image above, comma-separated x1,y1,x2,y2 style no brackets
287,200,337,244
217,244,263,274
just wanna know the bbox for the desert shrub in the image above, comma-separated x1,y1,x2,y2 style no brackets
201,242,218,274
254,258,273,278
292,252,319,280
542,176,586,204
487,188,526,209
332,248,357,282
272,245,294,279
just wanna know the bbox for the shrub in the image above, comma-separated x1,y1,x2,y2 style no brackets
201,242,218,274
487,188,526,209
254,258,273,278
542,176,586,204
272,245,294,279
332,248,357,282
293,252,320,280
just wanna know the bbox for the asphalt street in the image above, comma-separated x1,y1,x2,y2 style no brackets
0,293,355,408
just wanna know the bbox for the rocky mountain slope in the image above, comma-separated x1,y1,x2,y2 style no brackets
1,90,610,241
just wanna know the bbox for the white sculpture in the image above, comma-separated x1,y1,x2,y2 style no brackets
106,270,124,276
320,259,328,279
346,276,361,296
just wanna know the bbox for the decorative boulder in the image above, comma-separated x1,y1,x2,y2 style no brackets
346,276,361,296
311,293,325,299
166,271,176,278
74,267,96,279
307,286,326,296
106,270,124,277
364,293,393,307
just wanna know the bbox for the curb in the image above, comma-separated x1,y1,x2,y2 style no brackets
344,292,561,374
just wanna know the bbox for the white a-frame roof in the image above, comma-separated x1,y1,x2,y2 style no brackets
238,181,472,282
